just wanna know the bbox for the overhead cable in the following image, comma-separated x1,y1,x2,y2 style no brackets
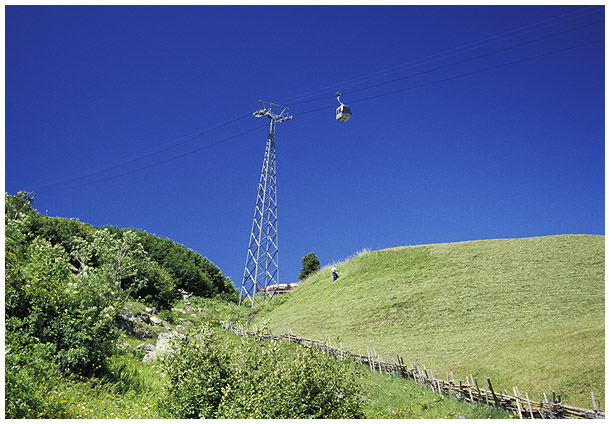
278,6,599,106
38,123,267,193
344,20,603,97
34,112,252,191
298,38,604,116
289,19,603,107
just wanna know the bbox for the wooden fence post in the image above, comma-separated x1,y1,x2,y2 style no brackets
487,378,500,407
466,377,473,402
525,392,535,419
396,354,401,376
513,387,523,419
544,393,554,419
474,377,482,404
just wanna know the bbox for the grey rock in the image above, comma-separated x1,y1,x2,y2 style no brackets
142,332,184,363
114,320,133,333
135,343,156,353
119,311,135,322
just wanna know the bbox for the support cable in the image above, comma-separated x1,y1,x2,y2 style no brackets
343,20,603,97
33,112,252,192
39,123,267,193
278,6,599,106
286,19,603,106
297,38,604,117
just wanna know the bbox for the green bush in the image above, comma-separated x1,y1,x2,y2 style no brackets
160,325,365,419
6,235,123,375
131,228,237,301
135,261,177,310
5,222,153,375
5,343,69,418
218,340,365,418
157,309,176,324
160,326,233,418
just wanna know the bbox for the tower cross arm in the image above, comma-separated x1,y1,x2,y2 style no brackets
253,101,293,121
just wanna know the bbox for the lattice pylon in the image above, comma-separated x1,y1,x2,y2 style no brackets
240,102,292,308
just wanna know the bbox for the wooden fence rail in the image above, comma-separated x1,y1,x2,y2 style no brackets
221,322,604,419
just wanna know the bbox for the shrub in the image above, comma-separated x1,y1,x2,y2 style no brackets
160,325,233,418
5,227,150,376
131,228,238,301
134,261,177,310
218,339,364,418
160,325,364,419
7,236,123,375
5,343,69,418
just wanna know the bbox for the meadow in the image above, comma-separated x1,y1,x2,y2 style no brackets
254,234,604,409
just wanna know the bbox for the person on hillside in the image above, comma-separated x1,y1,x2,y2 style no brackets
332,266,339,282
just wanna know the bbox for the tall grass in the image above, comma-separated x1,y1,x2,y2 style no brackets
255,235,604,409
358,365,511,419
323,247,372,270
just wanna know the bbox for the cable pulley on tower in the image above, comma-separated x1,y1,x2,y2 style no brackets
253,101,293,122
335,92,352,122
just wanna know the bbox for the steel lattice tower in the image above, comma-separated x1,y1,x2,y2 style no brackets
240,101,292,307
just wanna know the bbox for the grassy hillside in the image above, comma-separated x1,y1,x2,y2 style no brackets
254,235,604,409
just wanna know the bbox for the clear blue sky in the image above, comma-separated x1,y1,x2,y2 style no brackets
5,5,605,288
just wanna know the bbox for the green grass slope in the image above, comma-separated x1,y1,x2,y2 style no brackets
254,235,604,409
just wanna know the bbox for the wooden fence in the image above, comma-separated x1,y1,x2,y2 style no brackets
221,322,604,419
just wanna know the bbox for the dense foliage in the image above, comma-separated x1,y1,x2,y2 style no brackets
160,324,365,418
298,252,320,280
5,192,237,418
122,227,237,306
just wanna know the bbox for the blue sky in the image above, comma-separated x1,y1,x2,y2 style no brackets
5,5,605,288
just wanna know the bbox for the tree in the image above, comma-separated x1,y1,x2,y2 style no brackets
298,252,320,281
5,191,35,221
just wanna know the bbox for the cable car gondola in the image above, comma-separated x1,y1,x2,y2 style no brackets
336,92,352,122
